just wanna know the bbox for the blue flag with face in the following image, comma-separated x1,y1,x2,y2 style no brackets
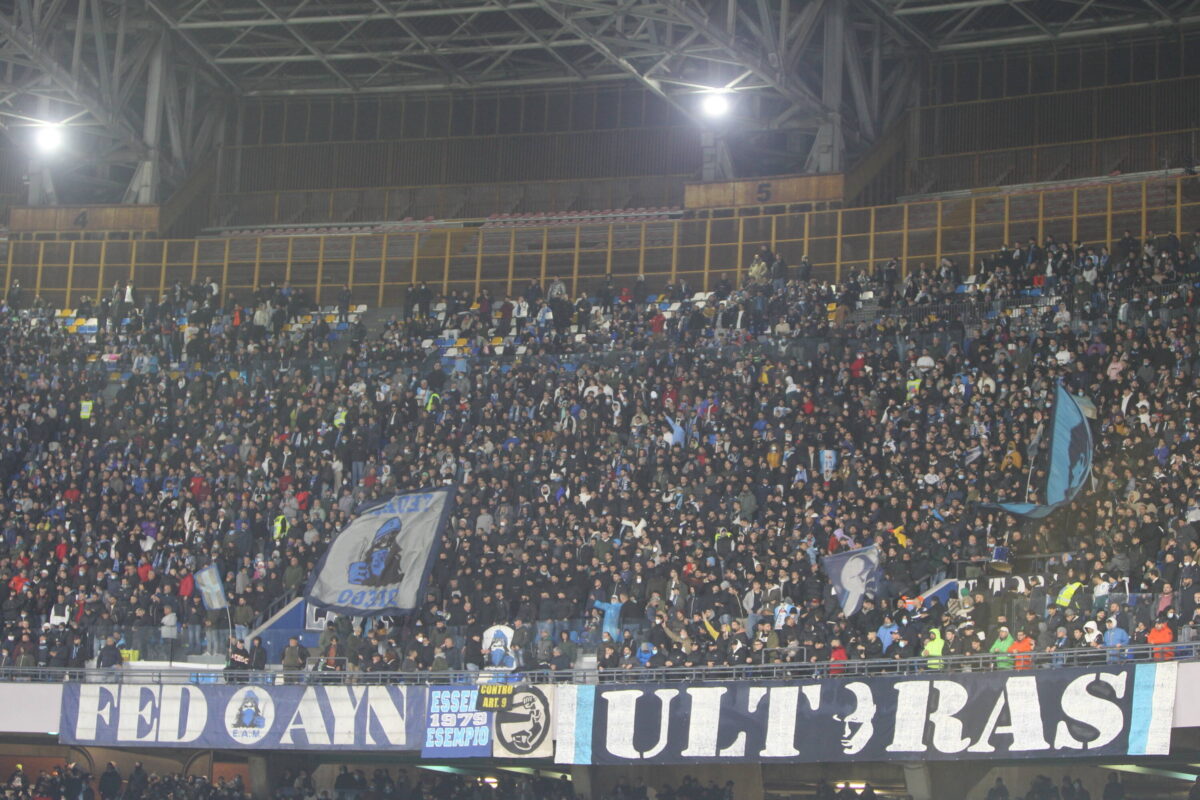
979,382,1092,519
822,545,883,616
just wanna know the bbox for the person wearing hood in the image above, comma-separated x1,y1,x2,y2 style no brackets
637,641,659,668
98,763,122,800
1103,617,1130,661
1078,619,1105,665
921,628,945,670
877,616,898,650
594,594,625,642
989,626,1015,669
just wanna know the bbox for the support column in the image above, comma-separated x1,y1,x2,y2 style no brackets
903,763,934,800
700,130,733,182
807,0,844,173
247,754,306,800
247,755,271,800
570,766,592,800
124,30,166,204
28,95,58,206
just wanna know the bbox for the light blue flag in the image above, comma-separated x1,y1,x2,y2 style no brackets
980,382,1093,519
821,545,883,616
665,415,685,446
194,564,229,611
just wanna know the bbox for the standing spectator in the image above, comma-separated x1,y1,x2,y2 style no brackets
1103,618,1130,662
281,636,310,672
96,636,123,669
126,763,148,800
98,763,122,800
1101,773,1125,800
160,604,179,662
226,638,251,680
986,777,1010,800
989,627,1014,670
1008,629,1036,669
248,635,268,671
1147,619,1174,660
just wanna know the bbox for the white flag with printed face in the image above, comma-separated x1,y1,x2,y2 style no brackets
305,487,456,616
195,564,229,611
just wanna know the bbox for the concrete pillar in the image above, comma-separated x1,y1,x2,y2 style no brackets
247,755,271,800
902,763,934,800
571,766,593,800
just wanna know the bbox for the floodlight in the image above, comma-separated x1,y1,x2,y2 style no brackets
34,124,63,154
701,93,730,118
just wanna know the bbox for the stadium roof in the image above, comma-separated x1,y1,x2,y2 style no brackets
875,0,1200,52
143,0,1200,97
1,0,1197,203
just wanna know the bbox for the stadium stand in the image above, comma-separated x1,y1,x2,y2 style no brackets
480,207,682,228
0,223,1198,682
211,220,440,239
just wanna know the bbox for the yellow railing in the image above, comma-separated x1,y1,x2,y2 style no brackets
8,174,1199,311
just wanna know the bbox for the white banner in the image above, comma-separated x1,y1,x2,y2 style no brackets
493,685,553,759
305,487,456,616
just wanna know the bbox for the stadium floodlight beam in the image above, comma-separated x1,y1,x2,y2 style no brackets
33,123,63,155
701,92,731,118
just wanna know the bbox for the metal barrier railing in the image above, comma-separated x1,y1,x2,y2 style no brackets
5,173,1198,310
1,643,1190,686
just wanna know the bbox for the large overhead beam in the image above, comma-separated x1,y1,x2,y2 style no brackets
241,71,632,96
172,3,543,28
892,0,1030,15
935,12,1200,50
210,38,592,63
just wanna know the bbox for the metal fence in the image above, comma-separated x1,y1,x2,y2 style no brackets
1,643,1190,686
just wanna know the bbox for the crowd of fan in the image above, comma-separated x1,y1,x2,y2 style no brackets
0,226,1199,679
6,762,1189,800
3,762,248,800
292,767,577,800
